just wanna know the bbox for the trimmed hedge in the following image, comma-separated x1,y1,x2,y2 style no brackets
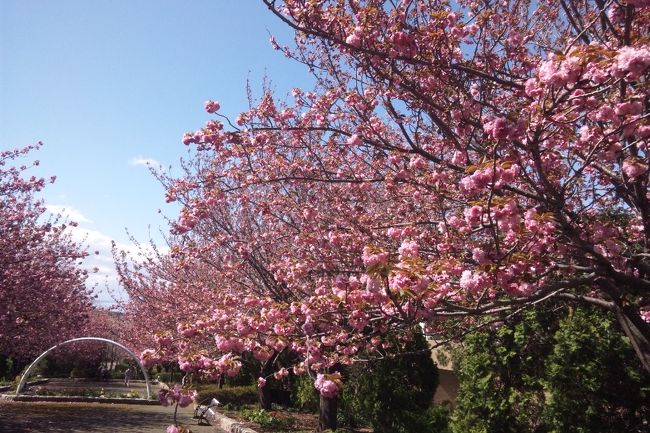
195,384,258,407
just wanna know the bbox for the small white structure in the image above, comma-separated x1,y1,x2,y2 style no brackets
16,337,151,399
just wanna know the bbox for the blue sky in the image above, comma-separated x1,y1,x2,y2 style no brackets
1,0,311,306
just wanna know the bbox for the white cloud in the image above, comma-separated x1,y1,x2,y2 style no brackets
65,225,169,308
129,156,161,167
43,204,169,309
45,204,93,223
64,226,124,307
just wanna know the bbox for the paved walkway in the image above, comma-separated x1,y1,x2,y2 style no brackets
0,400,228,433
1,379,228,433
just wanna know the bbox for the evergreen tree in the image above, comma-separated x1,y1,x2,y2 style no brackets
450,307,649,433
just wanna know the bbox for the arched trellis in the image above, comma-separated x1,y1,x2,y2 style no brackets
16,337,151,399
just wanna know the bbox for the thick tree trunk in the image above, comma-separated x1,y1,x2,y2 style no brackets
256,360,274,410
318,395,338,432
614,304,650,373
258,384,273,410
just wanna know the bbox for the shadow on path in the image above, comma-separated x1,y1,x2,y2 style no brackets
23,378,151,397
0,401,222,433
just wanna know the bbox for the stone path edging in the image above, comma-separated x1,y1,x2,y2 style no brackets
0,394,159,405
161,381,258,433
209,410,259,433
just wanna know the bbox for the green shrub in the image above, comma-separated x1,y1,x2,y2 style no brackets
0,356,14,381
240,408,277,427
449,306,650,433
422,405,452,433
341,331,439,433
36,355,104,379
35,388,102,397
195,384,258,407
223,358,256,387
67,364,99,379
240,408,298,429
32,387,143,398
291,374,319,412
544,308,649,433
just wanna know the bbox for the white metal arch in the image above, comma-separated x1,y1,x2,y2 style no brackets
16,337,151,399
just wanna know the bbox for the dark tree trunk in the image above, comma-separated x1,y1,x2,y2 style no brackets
318,395,338,432
258,383,273,410
615,304,650,373
256,359,275,410
11,359,24,378
0,355,7,379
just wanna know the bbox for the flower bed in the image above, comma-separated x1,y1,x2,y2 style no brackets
32,387,145,399
220,406,319,433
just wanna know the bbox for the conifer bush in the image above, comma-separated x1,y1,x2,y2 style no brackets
340,332,439,433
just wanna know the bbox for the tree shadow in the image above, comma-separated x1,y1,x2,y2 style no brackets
0,402,196,433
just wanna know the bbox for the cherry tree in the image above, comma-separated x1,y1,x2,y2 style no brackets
0,144,95,366
246,0,650,370
40,308,130,375
117,161,350,410
132,0,650,430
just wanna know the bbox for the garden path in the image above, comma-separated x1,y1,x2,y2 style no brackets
0,398,226,432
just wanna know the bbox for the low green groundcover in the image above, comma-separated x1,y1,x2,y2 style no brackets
33,387,144,399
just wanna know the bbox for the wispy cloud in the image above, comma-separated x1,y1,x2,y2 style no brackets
45,204,93,224
44,204,169,308
65,224,169,308
129,156,161,167
57,224,124,306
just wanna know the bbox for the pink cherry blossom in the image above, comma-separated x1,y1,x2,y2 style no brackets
398,240,419,259
204,100,221,113
623,160,647,179
315,372,342,398
362,246,389,267
614,46,650,80
0,144,95,362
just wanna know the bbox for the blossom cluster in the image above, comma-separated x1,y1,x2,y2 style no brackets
158,385,197,408
314,372,342,398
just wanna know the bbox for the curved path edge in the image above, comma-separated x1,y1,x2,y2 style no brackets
206,408,259,433
0,394,159,405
